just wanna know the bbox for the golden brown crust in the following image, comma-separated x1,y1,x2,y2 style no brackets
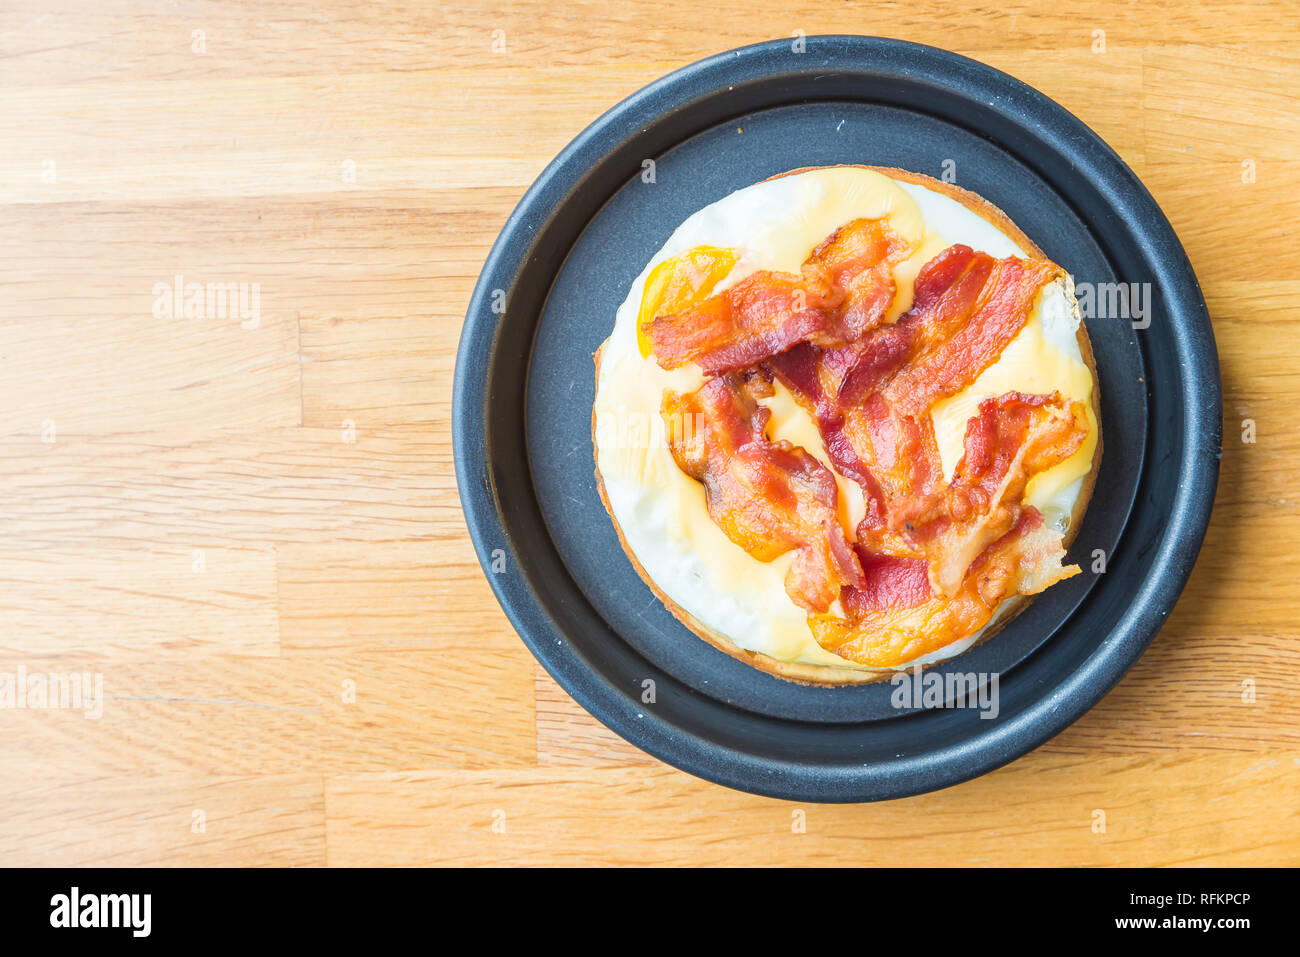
592,165,1103,686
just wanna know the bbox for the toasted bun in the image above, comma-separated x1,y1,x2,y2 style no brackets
592,165,1102,686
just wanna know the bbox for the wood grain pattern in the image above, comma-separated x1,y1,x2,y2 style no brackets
323,754,1300,867
0,0,1297,866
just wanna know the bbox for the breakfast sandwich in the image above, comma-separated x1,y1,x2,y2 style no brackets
593,165,1101,684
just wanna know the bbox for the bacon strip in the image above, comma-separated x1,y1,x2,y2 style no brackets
661,374,865,612
648,218,909,374
844,551,932,615
768,246,1064,548
774,245,1060,405
807,217,910,340
649,264,844,375
898,391,1087,596
882,248,1063,415
812,508,1078,667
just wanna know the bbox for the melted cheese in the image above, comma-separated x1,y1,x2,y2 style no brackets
594,167,1096,671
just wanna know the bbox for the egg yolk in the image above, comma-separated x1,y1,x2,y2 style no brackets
637,246,739,358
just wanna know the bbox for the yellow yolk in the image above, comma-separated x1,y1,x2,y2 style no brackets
637,246,738,358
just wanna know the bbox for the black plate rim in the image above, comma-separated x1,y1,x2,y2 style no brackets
452,36,1221,802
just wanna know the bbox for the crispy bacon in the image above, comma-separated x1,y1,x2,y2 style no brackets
898,391,1088,596
648,218,909,373
768,246,1063,548
774,245,1060,406
882,247,1063,415
812,508,1078,667
644,222,1088,652
844,551,933,615
649,264,844,375
805,217,910,340
661,374,865,613
766,346,940,552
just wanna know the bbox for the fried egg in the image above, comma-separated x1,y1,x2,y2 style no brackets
593,166,1098,674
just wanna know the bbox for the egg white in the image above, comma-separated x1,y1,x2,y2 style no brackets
593,167,1095,672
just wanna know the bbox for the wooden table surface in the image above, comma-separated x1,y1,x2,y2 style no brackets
1,0,1297,867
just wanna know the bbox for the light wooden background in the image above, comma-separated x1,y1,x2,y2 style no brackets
0,0,1296,867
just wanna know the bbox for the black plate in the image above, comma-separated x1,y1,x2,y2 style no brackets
453,37,1220,801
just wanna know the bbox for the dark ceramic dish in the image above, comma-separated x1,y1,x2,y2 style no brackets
453,36,1220,801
